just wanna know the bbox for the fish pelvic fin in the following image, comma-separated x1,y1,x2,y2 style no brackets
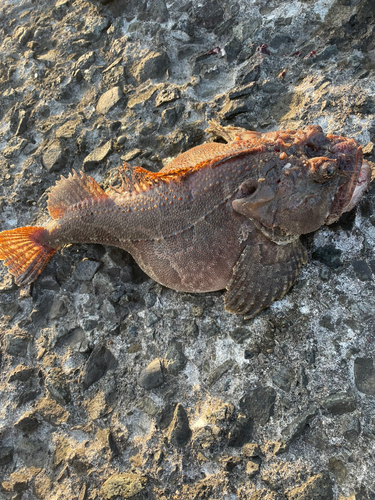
0,227,57,285
48,170,108,220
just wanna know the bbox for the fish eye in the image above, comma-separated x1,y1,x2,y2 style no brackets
308,157,338,183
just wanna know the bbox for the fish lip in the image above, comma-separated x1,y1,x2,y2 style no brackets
325,139,369,224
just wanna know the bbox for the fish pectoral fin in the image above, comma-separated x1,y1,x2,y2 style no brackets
225,237,307,319
47,170,108,220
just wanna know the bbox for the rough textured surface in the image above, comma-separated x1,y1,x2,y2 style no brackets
0,0,374,499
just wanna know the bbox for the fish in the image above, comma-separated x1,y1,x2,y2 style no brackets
0,120,371,318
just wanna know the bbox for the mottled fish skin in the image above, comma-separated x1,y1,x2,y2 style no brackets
0,121,371,318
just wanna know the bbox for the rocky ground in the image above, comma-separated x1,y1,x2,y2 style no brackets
0,0,375,498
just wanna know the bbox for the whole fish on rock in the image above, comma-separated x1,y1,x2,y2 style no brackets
0,121,371,318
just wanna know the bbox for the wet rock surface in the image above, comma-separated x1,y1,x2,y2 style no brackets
0,0,374,498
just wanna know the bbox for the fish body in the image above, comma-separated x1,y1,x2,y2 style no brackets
0,121,371,318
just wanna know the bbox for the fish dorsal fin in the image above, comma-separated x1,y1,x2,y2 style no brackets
47,170,108,220
112,145,263,194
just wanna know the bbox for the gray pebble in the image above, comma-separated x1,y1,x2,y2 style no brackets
139,358,164,389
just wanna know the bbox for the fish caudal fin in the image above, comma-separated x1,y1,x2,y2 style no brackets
0,227,57,285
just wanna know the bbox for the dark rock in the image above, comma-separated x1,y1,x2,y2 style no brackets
145,311,159,327
4,331,30,357
207,359,233,387
74,51,95,70
354,357,375,395
161,105,184,128
49,296,68,320
286,471,333,500
228,82,257,100
281,406,318,451
224,37,242,64
321,391,356,415
83,140,112,171
14,411,40,433
240,387,276,425
96,87,123,114
74,259,101,280
193,0,224,30
219,98,254,120
235,62,261,86
155,402,177,430
164,339,187,375
272,366,294,392
228,413,253,447
184,320,199,338
312,245,343,269
0,446,14,466
139,358,164,389
8,365,34,382
42,140,66,172
341,414,360,442
132,51,171,83
228,327,251,344
81,344,118,390
352,260,373,281
167,403,192,446
46,367,71,405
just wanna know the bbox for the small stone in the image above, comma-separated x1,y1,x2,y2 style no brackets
240,387,276,425
155,86,181,107
145,311,159,327
224,37,242,63
219,99,253,120
34,397,69,425
286,471,333,500
193,0,224,30
354,357,375,395
246,460,260,477
236,62,261,86
0,446,14,466
321,391,356,415
242,443,261,458
312,245,342,269
75,51,95,70
4,331,30,357
341,414,360,442
83,16,110,38
228,413,253,447
101,473,147,500
46,367,71,405
81,344,118,390
49,296,68,320
132,51,171,83
229,327,251,344
96,87,123,114
139,358,164,389
14,411,40,433
281,406,318,451
2,137,28,158
167,403,192,446
83,140,112,170
164,339,187,375
272,366,294,392
56,120,80,139
42,140,66,172
116,135,127,145
228,82,257,100
328,457,347,484
74,259,101,281
207,359,233,387
8,365,34,382
352,260,373,281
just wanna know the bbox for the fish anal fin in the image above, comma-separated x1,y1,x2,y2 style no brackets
47,170,108,220
225,236,308,319
0,227,57,285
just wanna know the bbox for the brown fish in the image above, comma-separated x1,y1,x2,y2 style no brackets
0,121,371,318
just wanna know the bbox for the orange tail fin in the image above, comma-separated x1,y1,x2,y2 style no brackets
0,227,57,285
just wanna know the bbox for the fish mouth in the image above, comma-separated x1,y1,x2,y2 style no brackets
324,137,370,225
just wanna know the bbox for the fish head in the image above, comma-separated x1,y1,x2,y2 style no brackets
232,125,371,241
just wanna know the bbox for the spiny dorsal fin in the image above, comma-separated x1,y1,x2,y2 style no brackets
110,145,263,194
47,170,108,220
